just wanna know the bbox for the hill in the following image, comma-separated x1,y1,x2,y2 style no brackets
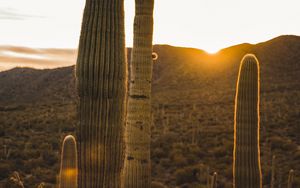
0,35,300,187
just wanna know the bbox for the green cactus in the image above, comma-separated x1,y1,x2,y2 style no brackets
123,0,154,187
59,135,77,188
210,172,217,188
270,155,276,188
233,54,262,188
287,169,294,188
75,0,127,187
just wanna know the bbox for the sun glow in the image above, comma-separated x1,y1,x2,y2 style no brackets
204,49,220,55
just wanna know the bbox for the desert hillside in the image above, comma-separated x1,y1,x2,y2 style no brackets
0,35,299,187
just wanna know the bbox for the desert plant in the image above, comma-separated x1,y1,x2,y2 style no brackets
75,0,127,187
233,54,262,188
270,155,276,188
206,166,210,188
211,172,217,188
123,0,154,187
59,135,77,188
10,171,24,188
37,182,45,188
3,144,11,159
151,181,167,188
287,169,294,188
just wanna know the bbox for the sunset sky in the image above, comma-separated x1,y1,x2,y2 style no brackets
0,0,300,53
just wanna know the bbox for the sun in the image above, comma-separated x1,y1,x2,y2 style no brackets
204,47,220,54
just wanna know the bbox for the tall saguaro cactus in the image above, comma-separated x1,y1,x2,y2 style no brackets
76,0,127,187
123,0,154,187
59,135,77,188
233,54,262,188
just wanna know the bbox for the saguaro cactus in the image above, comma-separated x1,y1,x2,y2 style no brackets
75,0,127,187
59,135,77,188
211,172,217,188
123,0,154,187
233,54,262,188
206,166,210,188
270,155,276,188
287,169,294,188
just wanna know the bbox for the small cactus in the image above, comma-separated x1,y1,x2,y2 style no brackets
287,169,294,188
3,144,11,159
206,167,210,188
59,135,77,188
233,54,262,188
270,155,276,188
211,172,217,188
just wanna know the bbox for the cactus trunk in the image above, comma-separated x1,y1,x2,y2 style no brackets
75,0,127,187
123,0,154,187
233,54,262,188
59,135,77,188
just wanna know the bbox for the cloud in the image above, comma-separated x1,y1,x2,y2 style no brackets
0,46,77,71
0,8,43,20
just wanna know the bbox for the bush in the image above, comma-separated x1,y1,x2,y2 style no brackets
175,166,199,185
151,181,167,188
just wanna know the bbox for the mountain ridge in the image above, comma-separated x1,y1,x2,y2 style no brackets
0,35,299,72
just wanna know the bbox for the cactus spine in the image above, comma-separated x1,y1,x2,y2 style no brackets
287,169,294,188
233,54,262,188
123,0,154,187
270,155,276,188
59,135,77,188
75,0,127,187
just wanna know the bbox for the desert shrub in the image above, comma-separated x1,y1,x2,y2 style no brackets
173,154,188,167
0,163,10,179
175,166,199,185
151,181,167,188
160,158,171,168
152,147,168,159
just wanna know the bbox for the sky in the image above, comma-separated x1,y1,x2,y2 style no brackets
0,0,300,54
